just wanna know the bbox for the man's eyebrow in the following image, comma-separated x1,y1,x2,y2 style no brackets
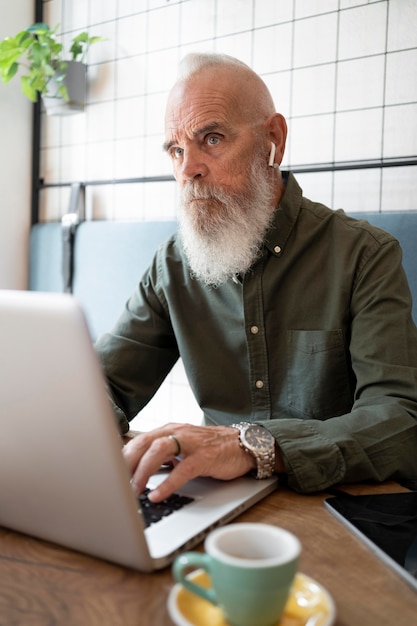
162,122,231,153
163,139,174,153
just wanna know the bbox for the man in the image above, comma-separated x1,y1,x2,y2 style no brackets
95,53,417,503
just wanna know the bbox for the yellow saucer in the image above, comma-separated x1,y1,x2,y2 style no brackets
168,570,336,626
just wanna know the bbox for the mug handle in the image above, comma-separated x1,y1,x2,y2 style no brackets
172,552,218,605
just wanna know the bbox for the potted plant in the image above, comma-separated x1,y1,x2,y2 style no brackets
0,22,103,115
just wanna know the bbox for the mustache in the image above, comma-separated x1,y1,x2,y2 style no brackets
181,182,229,204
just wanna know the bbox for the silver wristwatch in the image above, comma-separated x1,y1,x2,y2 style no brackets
230,422,275,479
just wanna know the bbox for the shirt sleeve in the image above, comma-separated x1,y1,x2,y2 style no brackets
259,239,417,493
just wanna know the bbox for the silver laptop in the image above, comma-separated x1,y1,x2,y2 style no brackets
0,290,277,571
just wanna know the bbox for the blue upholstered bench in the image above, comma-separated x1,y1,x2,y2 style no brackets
29,220,177,340
29,212,417,338
348,212,417,324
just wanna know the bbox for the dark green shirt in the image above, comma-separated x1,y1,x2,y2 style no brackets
96,173,417,493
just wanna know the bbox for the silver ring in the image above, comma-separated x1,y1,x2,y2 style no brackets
168,434,181,456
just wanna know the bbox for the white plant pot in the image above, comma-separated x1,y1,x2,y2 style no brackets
42,61,87,116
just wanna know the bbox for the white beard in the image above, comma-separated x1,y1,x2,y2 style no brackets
178,155,277,287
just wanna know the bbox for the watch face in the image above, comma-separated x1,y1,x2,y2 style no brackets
243,424,274,451
232,423,275,479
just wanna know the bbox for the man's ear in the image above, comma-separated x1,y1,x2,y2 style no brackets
265,113,287,166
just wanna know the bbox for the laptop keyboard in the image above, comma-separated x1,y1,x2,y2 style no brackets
138,488,195,528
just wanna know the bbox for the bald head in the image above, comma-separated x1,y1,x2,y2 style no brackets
169,52,276,127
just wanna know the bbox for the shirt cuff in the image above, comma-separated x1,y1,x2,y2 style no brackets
258,419,346,492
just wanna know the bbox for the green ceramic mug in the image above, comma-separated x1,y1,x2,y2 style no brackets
172,523,301,626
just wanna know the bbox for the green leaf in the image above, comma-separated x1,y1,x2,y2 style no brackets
0,48,23,67
0,39,27,73
72,32,89,44
57,84,69,101
30,41,46,65
27,23,50,36
21,75,38,102
43,63,56,79
48,39,63,57
0,37,19,52
69,42,83,60
4,62,19,83
0,47,24,84
88,36,104,45
30,71,47,93
16,30,33,46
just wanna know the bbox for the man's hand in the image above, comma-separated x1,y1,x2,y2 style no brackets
122,422,256,502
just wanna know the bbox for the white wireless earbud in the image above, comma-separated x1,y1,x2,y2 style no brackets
268,142,279,168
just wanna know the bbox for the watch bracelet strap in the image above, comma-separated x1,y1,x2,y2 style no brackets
256,447,276,479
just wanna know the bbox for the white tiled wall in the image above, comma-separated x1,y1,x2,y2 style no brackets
38,0,417,430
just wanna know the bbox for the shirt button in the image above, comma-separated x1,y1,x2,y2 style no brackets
250,326,259,334
274,245,282,254
255,380,264,389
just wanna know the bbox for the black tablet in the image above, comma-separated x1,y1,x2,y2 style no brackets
324,491,417,592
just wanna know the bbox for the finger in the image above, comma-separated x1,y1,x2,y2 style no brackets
123,425,179,472
122,433,151,473
130,434,182,495
147,456,200,503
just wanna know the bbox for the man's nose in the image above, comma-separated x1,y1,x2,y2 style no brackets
179,146,208,183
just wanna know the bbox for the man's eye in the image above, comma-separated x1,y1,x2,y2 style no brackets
207,135,220,146
172,147,184,159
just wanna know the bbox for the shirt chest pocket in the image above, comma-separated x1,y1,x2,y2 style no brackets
286,330,353,420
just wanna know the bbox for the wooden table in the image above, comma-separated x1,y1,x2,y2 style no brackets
0,481,416,625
